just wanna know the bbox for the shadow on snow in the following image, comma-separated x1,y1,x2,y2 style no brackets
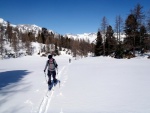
0,70,30,90
0,70,31,113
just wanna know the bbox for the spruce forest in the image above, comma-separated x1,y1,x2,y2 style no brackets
95,3,150,58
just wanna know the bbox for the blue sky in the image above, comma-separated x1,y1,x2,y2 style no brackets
0,0,150,35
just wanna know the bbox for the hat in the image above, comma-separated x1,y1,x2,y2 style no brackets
48,55,52,59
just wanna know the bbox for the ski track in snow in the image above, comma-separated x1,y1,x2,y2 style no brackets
38,64,69,113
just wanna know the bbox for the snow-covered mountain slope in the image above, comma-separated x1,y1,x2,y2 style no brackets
65,32,126,43
65,33,97,43
0,18,42,36
0,18,96,42
16,24,42,37
0,18,7,26
0,17,126,43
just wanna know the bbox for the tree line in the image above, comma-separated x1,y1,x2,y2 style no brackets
0,22,93,58
95,3,150,58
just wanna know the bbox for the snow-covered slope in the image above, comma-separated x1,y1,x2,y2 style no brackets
0,18,97,42
0,17,126,44
0,55,150,113
65,33,97,43
16,24,41,35
0,18,42,37
66,32,126,43
0,18,7,26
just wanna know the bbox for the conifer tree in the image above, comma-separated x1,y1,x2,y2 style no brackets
24,32,32,55
146,9,150,32
12,32,19,57
6,21,13,44
94,30,103,56
124,14,138,54
131,3,145,52
131,3,145,29
45,36,51,53
55,41,59,55
139,25,147,51
0,24,5,58
41,28,48,44
105,25,117,55
58,35,62,51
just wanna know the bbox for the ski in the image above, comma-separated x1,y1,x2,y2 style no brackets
48,79,60,91
53,79,60,87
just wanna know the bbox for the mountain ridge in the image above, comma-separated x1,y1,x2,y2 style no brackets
0,18,97,42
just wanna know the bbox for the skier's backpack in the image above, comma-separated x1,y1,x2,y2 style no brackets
48,58,57,70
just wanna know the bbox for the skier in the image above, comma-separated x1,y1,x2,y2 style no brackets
44,54,58,86
69,58,71,63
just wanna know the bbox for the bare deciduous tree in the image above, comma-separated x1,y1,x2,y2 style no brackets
101,16,108,56
115,15,123,42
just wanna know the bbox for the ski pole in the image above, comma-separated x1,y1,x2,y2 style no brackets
44,72,48,83
56,68,60,88
59,80,61,88
56,68,58,75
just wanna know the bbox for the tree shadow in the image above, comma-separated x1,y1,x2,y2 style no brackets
0,70,30,90
0,70,32,113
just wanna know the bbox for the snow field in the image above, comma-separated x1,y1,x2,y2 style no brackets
51,56,150,113
0,55,150,113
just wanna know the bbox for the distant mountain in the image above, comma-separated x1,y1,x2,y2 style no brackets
65,33,97,43
0,18,126,43
0,18,97,42
16,24,42,37
0,18,41,36
65,32,126,44
0,18,8,26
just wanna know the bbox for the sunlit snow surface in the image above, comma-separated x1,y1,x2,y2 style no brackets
0,55,150,113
